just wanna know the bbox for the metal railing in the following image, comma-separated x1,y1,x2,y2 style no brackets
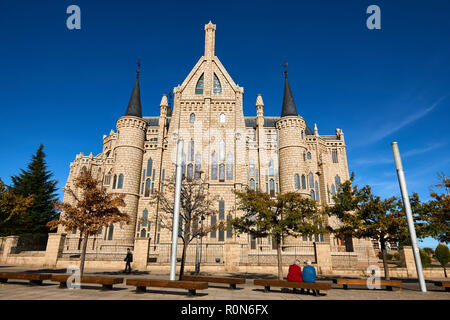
61,236,134,261
148,243,224,265
240,243,316,265
14,233,48,253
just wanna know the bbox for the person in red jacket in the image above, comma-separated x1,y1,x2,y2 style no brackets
287,259,303,293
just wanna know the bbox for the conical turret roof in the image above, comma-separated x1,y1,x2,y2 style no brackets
125,71,142,118
281,71,298,117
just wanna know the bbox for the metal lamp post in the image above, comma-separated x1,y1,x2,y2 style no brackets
169,139,184,281
391,142,427,292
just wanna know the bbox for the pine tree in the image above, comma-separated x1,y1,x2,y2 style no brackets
11,144,58,234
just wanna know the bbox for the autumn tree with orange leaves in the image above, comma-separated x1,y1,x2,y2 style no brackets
48,171,128,275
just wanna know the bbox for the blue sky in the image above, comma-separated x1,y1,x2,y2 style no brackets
0,1,448,248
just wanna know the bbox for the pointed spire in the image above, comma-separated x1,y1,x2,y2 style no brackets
281,65,299,117
160,94,168,107
125,60,142,118
204,21,216,59
314,123,319,136
256,94,264,106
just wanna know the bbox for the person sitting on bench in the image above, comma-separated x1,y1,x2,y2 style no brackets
287,259,303,293
302,260,317,294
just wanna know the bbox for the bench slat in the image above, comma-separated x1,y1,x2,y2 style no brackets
333,279,402,286
126,279,208,290
181,275,245,284
253,279,331,290
51,275,124,285
0,272,52,281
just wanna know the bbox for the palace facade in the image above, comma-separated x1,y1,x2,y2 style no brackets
59,22,375,267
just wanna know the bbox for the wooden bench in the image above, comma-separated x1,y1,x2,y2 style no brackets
0,272,52,285
253,279,331,296
126,278,208,297
332,278,402,291
433,281,450,292
51,275,124,290
181,275,246,289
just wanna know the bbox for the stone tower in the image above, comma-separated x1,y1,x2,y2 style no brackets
112,68,147,240
276,71,309,196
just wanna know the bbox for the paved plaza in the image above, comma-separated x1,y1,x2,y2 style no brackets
0,265,448,300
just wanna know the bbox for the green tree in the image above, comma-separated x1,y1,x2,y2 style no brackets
230,189,326,280
420,174,449,244
0,179,34,236
324,175,422,280
435,244,449,278
419,248,432,267
323,173,362,252
11,144,58,234
48,170,128,276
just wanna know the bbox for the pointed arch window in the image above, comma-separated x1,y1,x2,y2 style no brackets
315,181,320,202
311,189,316,201
147,158,153,176
142,209,148,227
226,152,233,180
218,200,225,241
269,179,275,197
194,152,202,179
145,179,151,197
249,159,255,177
187,163,194,180
117,174,124,189
294,174,300,190
140,229,146,238
195,74,204,94
190,113,196,123
308,172,314,188
219,163,225,182
219,139,226,161
335,175,341,188
307,152,312,160
188,140,194,161
213,73,222,94
301,175,307,189
211,152,218,180
226,213,233,238
331,184,336,196
249,179,255,190
181,152,186,180
112,175,117,189
107,225,114,240
219,113,226,123
268,159,274,176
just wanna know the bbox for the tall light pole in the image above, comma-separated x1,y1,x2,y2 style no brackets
169,139,184,281
391,142,427,292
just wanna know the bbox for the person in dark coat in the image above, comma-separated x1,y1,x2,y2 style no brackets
124,248,133,274
287,259,303,293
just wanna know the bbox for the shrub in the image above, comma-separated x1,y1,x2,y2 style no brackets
378,251,393,260
423,247,435,257
435,244,449,277
419,249,432,267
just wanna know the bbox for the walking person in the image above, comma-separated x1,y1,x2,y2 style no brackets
124,248,133,274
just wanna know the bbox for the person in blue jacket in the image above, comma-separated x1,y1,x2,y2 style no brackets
302,260,317,294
